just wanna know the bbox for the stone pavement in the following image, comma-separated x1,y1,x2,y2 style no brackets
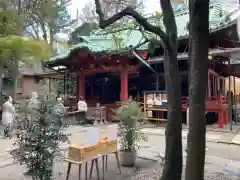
0,124,240,169
140,127,240,145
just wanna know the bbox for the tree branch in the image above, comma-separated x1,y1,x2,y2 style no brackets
160,0,177,48
94,0,167,40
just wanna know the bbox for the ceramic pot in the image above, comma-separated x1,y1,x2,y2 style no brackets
119,151,137,167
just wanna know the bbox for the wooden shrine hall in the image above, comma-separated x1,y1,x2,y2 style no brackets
45,2,240,128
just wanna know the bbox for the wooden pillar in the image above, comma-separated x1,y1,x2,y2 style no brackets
48,79,51,93
120,69,128,102
77,72,85,99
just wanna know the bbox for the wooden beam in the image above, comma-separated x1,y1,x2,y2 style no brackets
83,66,139,75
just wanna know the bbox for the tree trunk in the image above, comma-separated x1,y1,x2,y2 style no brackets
93,0,183,179
185,0,210,180
49,25,54,53
161,47,182,180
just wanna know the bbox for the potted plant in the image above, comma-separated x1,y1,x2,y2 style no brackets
114,100,147,166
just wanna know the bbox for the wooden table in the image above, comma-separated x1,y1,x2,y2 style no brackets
87,107,107,124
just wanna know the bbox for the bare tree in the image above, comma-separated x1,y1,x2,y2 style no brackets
185,0,210,180
79,2,99,23
94,0,183,180
78,0,144,23
23,0,73,50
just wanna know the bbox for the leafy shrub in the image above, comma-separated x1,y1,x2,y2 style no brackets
11,92,69,180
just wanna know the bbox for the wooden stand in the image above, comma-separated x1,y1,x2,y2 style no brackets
89,151,121,180
66,140,121,180
65,156,101,180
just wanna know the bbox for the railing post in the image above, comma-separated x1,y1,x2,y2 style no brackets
217,96,224,128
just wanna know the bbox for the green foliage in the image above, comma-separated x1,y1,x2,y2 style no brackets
0,36,52,61
141,12,164,41
119,126,147,152
11,92,69,180
0,0,23,35
56,79,76,96
24,0,73,43
114,101,147,152
114,100,143,124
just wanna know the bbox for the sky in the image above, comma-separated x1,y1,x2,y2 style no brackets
67,0,240,19
67,0,161,19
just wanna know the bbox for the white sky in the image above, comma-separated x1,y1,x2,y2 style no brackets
67,0,161,19
67,0,239,19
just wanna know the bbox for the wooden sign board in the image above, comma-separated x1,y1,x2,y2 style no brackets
68,144,100,162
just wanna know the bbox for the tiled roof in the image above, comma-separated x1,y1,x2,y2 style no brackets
48,2,240,65
20,63,54,76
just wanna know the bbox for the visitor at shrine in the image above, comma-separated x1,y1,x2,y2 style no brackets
128,95,133,101
77,96,88,125
154,93,162,105
55,97,66,121
2,96,15,137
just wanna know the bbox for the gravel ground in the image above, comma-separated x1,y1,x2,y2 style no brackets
0,160,234,180
121,163,233,180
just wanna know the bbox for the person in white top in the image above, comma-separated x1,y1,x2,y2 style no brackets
78,96,87,112
77,96,88,125
2,96,15,137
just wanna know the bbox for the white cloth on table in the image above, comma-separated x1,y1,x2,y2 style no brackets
78,100,88,112
2,101,15,127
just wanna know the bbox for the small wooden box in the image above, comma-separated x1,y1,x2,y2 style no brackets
106,140,118,153
98,141,107,154
68,144,100,161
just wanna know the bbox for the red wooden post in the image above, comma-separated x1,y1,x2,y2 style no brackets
218,96,224,128
77,72,85,99
120,68,128,102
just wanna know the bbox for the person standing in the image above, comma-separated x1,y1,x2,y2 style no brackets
77,96,88,125
26,92,39,127
2,96,15,137
55,97,66,117
53,97,66,126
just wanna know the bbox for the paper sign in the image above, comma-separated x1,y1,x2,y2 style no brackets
108,124,118,140
87,127,99,146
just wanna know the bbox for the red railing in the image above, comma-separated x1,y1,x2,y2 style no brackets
64,96,230,128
